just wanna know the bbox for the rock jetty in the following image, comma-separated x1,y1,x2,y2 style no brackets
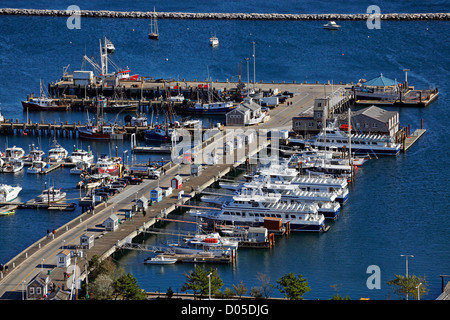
0,8,449,21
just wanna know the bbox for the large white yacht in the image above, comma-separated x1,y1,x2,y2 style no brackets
288,120,401,156
191,189,325,232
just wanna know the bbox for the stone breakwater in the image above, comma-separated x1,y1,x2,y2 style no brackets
0,8,449,20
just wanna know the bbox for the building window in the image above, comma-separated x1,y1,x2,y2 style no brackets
36,287,41,295
308,122,314,127
30,287,35,295
372,123,378,128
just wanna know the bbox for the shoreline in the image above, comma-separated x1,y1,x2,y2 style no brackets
0,8,449,20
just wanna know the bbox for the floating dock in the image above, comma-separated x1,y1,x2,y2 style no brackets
402,129,427,151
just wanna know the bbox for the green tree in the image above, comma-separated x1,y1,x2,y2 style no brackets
181,266,223,297
113,272,146,300
387,274,428,300
273,272,310,300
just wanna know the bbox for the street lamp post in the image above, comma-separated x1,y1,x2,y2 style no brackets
416,282,422,300
401,254,414,300
207,272,212,300
400,254,414,277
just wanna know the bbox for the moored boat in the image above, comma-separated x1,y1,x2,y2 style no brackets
4,146,25,160
191,190,325,232
68,147,94,164
144,255,177,265
1,159,24,173
0,184,22,202
35,187,66,203
288,120,401,156
47,140,68,162
95,155,121,176
27,160,48,174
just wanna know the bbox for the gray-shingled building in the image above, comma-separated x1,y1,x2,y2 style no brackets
338,105,399,137
226,98,264,126
293,105,399,137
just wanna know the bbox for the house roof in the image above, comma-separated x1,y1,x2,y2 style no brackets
57,249,71,257
362,73,398,87
28,271,49,287
353,105,397,123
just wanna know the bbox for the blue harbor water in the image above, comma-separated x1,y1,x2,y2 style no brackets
0,1,449,300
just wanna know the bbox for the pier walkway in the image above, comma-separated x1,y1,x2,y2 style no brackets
0,128,269,299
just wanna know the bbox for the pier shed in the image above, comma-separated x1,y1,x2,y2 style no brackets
56,250,71,268
104,214,119,231
171,175,182,189
80,233,95,249
26,271,50,300
137,195,149,209
150,188,163,203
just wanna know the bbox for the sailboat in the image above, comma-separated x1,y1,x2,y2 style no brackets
148,7,159,40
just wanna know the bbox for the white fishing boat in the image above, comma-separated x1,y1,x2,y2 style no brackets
323,21,341,30
1,159,24,173
35,187,66,203
95,155,121,176
28,145,45,161
105,38,115,53
0,184,22,202
47,140,68,162
70,161,91,175
192,189,325,232
144,255,177,265
68,147,94,164
27,160,48,174
4,146,25,160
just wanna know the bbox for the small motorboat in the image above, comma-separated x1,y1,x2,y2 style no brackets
209,35,219,47
70,161,91,175
1,159,24,173
35,187,66,203
323,21,341,30
27,160,48,174
144,255,177,265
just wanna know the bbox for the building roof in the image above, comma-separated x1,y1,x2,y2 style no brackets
228,105,250,115
363,73,398,87
28,271,49,287
106,214,118,221
353,105,397,123
242,100,261,112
